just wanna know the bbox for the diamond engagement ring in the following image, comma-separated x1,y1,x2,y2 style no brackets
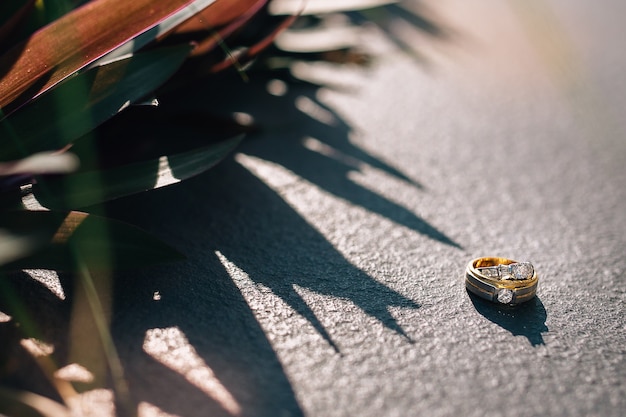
465,257,538,305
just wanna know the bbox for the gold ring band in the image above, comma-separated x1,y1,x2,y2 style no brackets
465,257,538,305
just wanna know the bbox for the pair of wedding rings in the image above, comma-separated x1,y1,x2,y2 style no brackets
465,257,538,305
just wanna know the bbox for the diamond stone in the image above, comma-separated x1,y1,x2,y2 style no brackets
497,289,514,304
483,268,500,278
510,262,534,280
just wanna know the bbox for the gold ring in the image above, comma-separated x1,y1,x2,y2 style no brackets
465,257,538,305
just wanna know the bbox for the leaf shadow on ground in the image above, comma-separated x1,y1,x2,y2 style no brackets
111,255,306,416
0,4,459,412
0,271,71,401
165,66,461,249
0,69,433,417
91,62,464,413
96,152,422,415
345,2,455,67
0,260,305,417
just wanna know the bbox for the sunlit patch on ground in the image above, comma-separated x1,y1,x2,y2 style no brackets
143,326,242,416
267,79,289,96
215,250,340,352
55,363,95,383
302,137,362,168
23,269,66,300
232,112,255,126
19,184,48,211
20,338,54,357
67,389,115,417
138,401,181,417
154,156,181,189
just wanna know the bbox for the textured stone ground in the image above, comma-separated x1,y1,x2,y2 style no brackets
114,1,625,416
4,0,626,416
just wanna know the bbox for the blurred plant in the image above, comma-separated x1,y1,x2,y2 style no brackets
0,0,301,272
0,0,432,414
0,0,299,414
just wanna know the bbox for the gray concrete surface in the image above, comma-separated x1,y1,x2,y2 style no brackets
3,0,626,416
107,1,626,415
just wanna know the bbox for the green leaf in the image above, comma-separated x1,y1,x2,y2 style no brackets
0,388,70,417
34,134,242,210
0,211,185,271
0,44,193,161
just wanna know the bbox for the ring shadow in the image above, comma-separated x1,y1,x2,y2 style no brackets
467,291,548,346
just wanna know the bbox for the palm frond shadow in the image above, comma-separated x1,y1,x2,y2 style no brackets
0,272,70,401
109,153,421,347
166,69,461,249
0,264,304,416
111,259,306,417
344,2,454,67
0,1,461,414
88,154,422,415
208,160,420,345
262,2,455,70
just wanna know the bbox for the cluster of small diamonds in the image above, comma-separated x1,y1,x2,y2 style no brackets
479,262,534,280
509,262,534,280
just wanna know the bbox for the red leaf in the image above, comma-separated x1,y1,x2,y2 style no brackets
0,0,201,113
